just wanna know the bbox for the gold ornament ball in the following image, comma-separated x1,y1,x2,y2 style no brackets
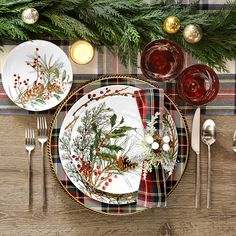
163,16,181,34
183,24,203,43
22,8,39,24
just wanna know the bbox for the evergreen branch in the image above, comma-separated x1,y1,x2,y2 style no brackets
0,0,235,71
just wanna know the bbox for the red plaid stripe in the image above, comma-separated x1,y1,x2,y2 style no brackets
134,89,167,208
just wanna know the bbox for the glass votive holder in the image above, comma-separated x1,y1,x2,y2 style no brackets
176,64,219,105
140,39,184,82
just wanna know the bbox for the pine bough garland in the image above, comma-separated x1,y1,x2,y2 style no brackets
0,0,235,71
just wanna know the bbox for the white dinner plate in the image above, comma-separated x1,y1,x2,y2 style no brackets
58,85,178,204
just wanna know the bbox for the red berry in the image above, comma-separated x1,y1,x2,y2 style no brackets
20,82,22,85
101,177,105,180
108,178,112,182
102,186,106,190
14,74,16,77
105,182,109,186
36,48,39,51
38,56,41,58
14,79,17,82
27,79,29,81
14,86,16,88
96,166,100,169
94,172,98,176
108,173,112,177
98,171,102,175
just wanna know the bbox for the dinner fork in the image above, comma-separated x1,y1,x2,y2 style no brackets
37,117,48,210
25,128,35,209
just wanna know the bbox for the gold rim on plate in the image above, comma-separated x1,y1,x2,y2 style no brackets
47,75,190,216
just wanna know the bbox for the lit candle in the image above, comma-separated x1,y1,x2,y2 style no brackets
70,40,94,65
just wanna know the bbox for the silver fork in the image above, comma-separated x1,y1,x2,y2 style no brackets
37,117,48,210
25,128,35,209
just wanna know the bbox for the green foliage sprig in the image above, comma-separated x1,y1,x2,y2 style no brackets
0,0,235,71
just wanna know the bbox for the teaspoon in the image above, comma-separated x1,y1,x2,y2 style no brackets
201,119,216,208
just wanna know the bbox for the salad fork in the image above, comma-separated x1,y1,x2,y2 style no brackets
37,117,48,210
25,128,35,209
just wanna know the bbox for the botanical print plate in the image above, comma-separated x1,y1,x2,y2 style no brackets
2,40,73,111
58,85,178,204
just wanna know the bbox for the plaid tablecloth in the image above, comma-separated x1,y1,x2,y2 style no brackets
0,0,235,116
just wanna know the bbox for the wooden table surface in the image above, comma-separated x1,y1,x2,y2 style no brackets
0,114,236,236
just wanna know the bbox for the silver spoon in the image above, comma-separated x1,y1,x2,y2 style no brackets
201,119,216,208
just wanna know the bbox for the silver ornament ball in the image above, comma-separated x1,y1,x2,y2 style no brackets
183,24,203,44
22,8,39,24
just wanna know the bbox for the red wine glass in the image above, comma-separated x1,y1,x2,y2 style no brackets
176,64,219,105
140,39,184,82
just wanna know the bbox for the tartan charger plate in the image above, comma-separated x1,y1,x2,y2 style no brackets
47,75,189,215
58,85,178,205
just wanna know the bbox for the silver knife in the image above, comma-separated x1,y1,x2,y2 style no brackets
191,107,201,208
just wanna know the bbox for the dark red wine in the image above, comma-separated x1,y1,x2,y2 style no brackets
176,64,219,105
141,40,184,82
148,50,175,75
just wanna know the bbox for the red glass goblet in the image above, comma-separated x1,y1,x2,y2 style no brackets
176,64,219,105
140,39,184,82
